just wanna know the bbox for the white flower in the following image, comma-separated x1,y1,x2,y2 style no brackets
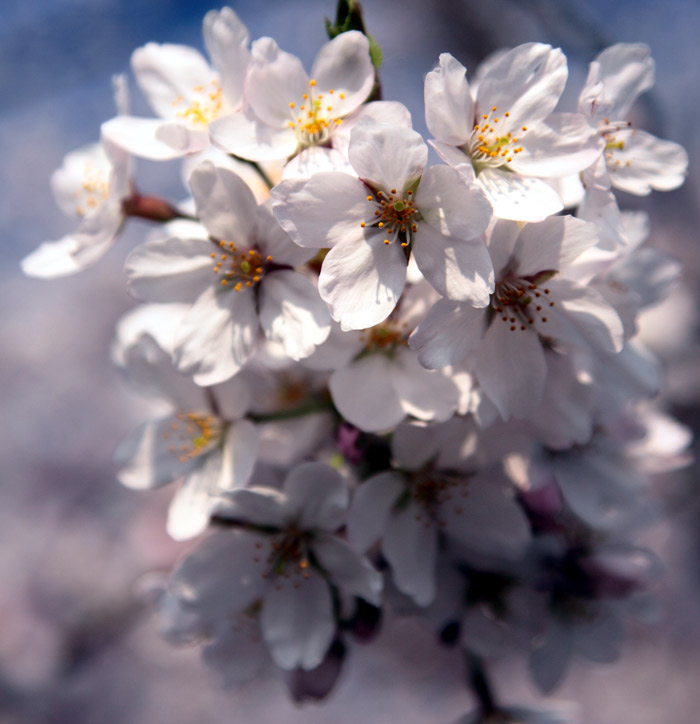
347,420,531,606
22,78,131,278
425,45,603,221
272,123,493,330
175,462,382,671
102,7,250,159
579,43,688,195
210,31,378,173
112,304,260,540
410,217,624,420
125,161,331,385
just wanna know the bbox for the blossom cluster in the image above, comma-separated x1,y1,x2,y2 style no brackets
25,5,691,720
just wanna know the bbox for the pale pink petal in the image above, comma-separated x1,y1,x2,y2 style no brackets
261,568,334,670
475,43,567,130
329,354,405,432
509,113,603,177
209,109,299,162
319,229,406,331
114,416,199,490
202,6,250,108
415,164,492,239
412,221,493,306
246,37,308,127
271,172,371,248
475,320,546,419
155,122,210,156
313,534,382,604
219,420,260,491
284,462,349,531
348,123,427,193
514,216,599,276
310,31,374,114
255,200,316,266
605,129,688,195
258,270,331,360
392,348,460,423
424,53,474,145
476,168,563,222
132,43,214,120
188,161,258,242
331,101,412,158
347,471,405,552
125,236,215,303
579,43,654,122
409,299,486,369
173,285,257,385
282,146,354,180
101,116,188,160
383,503,438,606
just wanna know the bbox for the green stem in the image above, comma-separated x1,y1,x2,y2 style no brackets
248,399,335,424
230,154,275,190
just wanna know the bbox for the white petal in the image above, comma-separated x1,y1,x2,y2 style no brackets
509,113,603,178
125,236,214,303
476,43,567,129
246,37,308,128
261,569,334,670
530,621,573,694
101,116,185,160
606,129,688,195
188,161,258,242
310,31,374,113
21,237,86,278
541,278,624,353
167,452,223,541
475,320,546,419
155,122,210,156
579,43,654,122
218,486,288,527
415,164,492,239
283,462,349,531
114,416,199,490
347,471,405,552
424,53,474,145
383,503,438,606
331,101,412,158
132,43,213,120
329,354,405,432
319,229,406,331
173,285,257,385
313,534,382,604
271,172,370,248
348,123,427,193
409,299,486,369
412,221,493,306
392,349,460,423
282,146,354,181
259,270,330,359
202,7,250,108
171,529,268,614
513,216,599,276
476,168,563,222
209,109,299,162
219,420,260,491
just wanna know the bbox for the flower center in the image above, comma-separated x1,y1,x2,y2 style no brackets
491,270,557,331
599,117,633,169
359,320,409,354
162,412,223,464
210,240,272,292
73,162,110,216
409,472,471,528
287,79,345,147
361,188,419,248
255,529,312,583
467,105,526,171
171,80,223,127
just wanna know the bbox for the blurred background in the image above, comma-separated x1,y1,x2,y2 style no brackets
1,1,699,722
